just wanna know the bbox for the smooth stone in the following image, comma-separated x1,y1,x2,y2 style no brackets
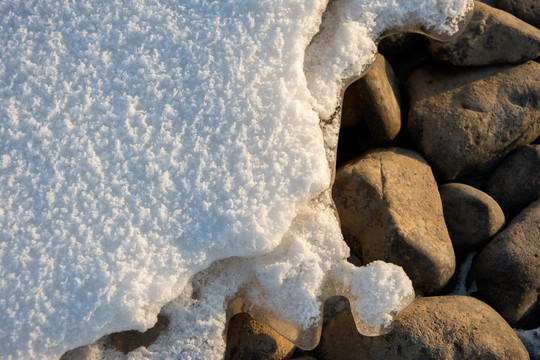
440,183,505,254
485,144,540,219
315,296,530,360
427,1,540,66
470,199,540,328
341,54,402,143
498,0,540,28
407,61,540,181
333,148,455,293
224,313,295,360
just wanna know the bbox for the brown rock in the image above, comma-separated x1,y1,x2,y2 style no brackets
485,144,540,218
407,61,540,181
341,54,402,142
225,313,295,360
498,0,540,29
333,148,455,293
440,183,505,254
315,296,530,360
427,1,540,66
470,199,540,328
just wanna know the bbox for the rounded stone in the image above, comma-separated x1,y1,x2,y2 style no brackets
485,144,540,219
407,61,540,181
469,198,540,328
439,183,505,254
315,296,530,360
427,1,540,66
333,148,455,293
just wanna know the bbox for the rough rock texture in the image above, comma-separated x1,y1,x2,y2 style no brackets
224,313,295,360
333,148,455,293
470,199,540,329
498,0,540,28
427,1,540,66
315,296,530,360
485,145,540,218
439,183,505,254
342,54,402,142
407,61,540,181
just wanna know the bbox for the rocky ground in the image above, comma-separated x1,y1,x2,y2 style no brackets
64,1,540,359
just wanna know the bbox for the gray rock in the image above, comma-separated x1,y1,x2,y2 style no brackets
407,61,540,181
427,1,540,66
470,199,540,328
315,296,530,360
225,313,295,360
333,148,455,293
485,144,540,218
440,183,505,254
498,0,540,29
341,54,402,142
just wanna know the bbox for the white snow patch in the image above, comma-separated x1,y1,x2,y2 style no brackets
0,0,472,358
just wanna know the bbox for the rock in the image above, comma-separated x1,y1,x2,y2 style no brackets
485,144,540,218
315,296,530,360
407,61,540,181
469,199,540,328
225,313,295,360
439,183,505,254
333,148,455,293
341,54,402,142
427,1,540,66
498,0,540,29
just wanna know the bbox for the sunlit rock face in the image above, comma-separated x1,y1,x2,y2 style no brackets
0,0,472,358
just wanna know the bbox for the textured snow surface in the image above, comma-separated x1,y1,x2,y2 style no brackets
0,0,471,358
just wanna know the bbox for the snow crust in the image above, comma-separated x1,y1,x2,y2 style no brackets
0,0,471,358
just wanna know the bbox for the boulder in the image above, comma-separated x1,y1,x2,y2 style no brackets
225,313,295,360
498,0,540,29
407,61,540,181
315,296,530,360
485,144,540,218
341,54,402,142
439,183,505,254
427,1,540,66
333,148,455,293
469,199,540,328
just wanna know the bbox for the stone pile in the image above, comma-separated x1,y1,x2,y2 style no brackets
225,1,539,359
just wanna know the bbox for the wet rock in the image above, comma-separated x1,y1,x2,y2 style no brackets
407,61,540,181
315,296,530,360
498,0,540,29
485,144,540,219
225,313,295,360
440,183,505,254
341,54,402,142
427,2,540,66
470,199,540,328
333,148,455,293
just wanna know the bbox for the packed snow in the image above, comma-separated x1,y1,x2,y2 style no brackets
0,0,472,358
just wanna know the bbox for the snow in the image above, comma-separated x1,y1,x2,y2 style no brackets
0,0,472,358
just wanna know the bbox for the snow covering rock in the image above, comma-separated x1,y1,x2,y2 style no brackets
0,0,472,358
